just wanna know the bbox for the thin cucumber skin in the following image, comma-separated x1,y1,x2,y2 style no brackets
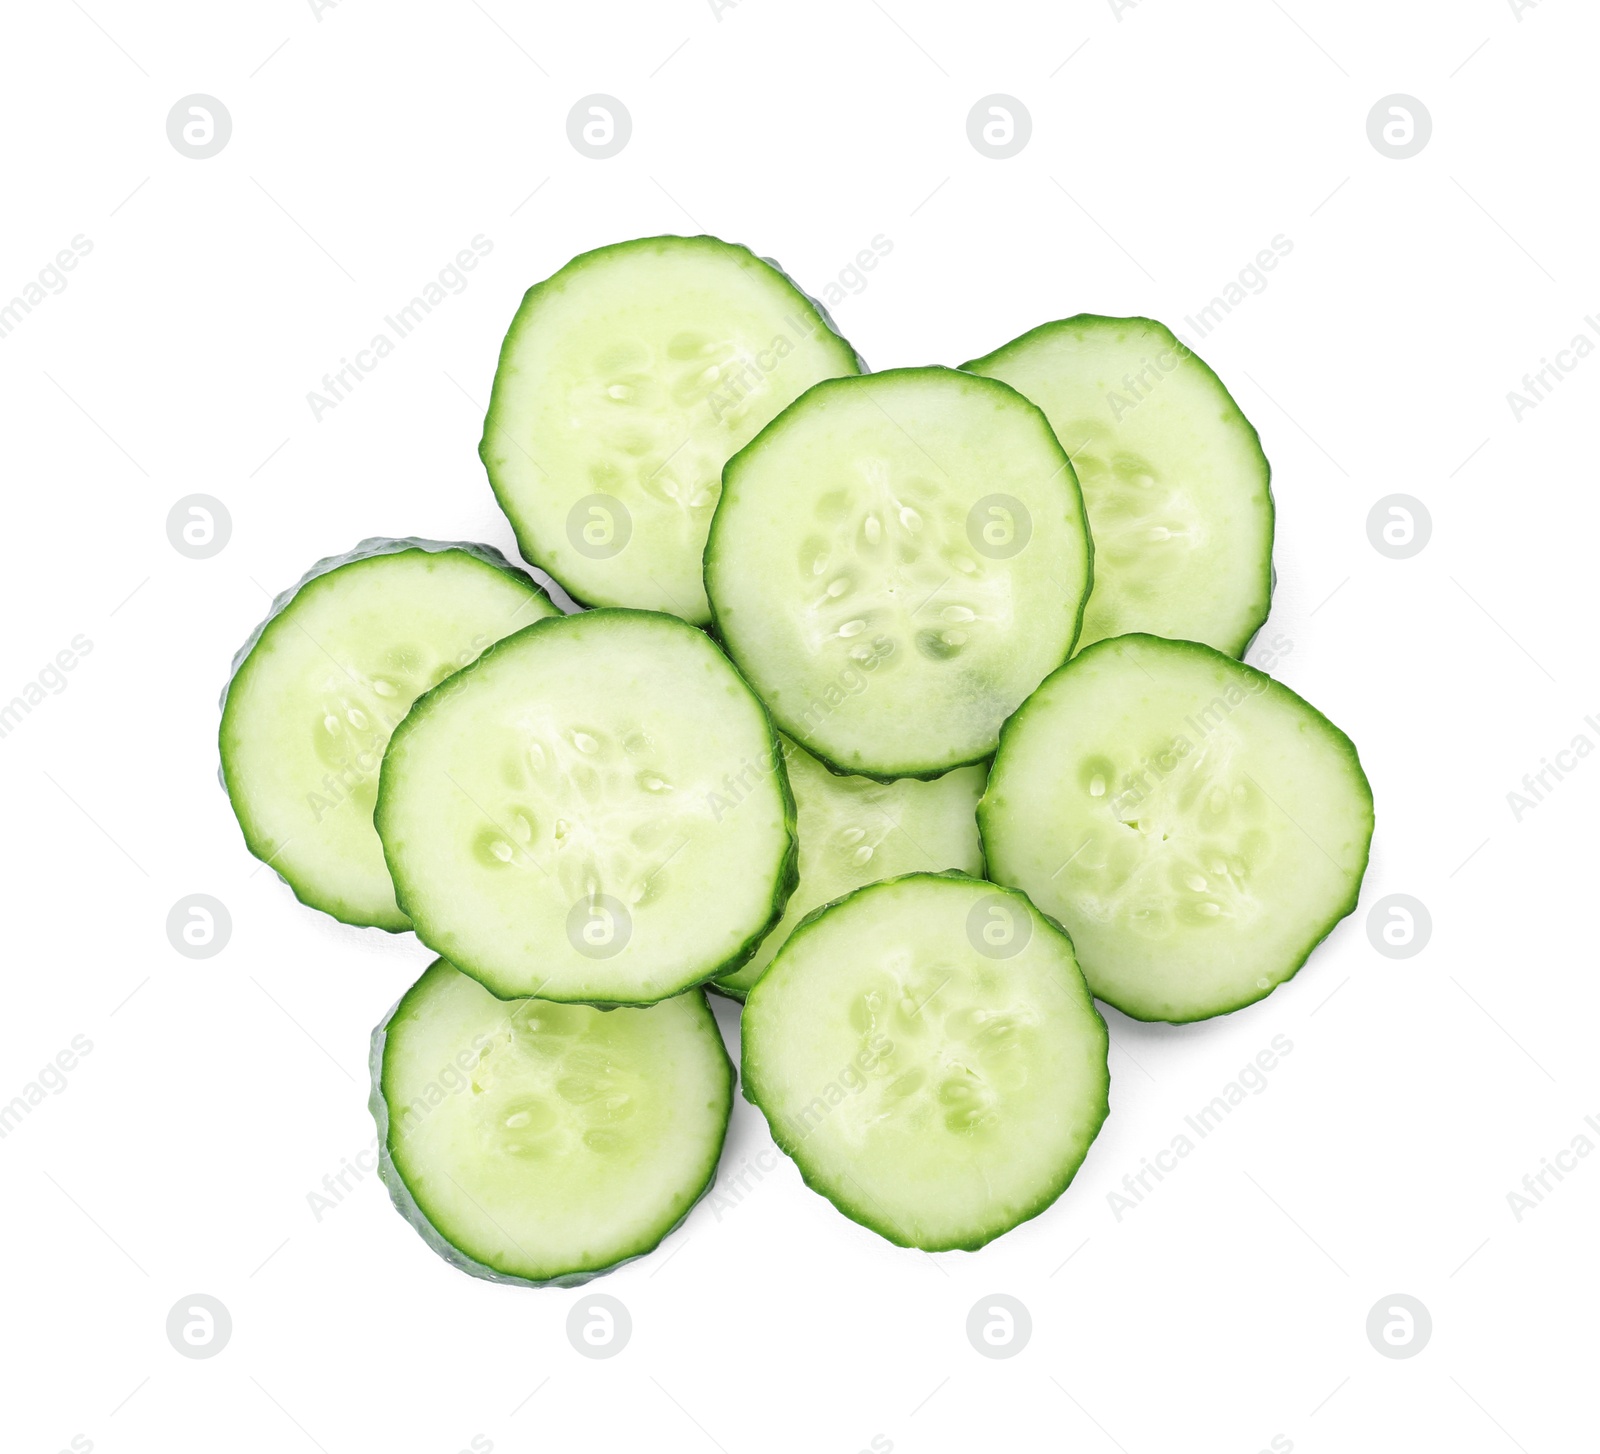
369,961,735,1288
479,234,863,622
704,366,1095,783
740,870,1111,1252
962,314,1274,660
375,607,801,1007
218,538,556,933
979,634,1375,1024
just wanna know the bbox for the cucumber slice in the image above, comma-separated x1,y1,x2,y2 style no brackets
713,737,986,1000
372,959,732,1287
963,315,1273,657
980,635,1373,1023
481,235,862,625
742,872,1110,1252
219,539,557,930
376,608,796,1003
706,367,1093,779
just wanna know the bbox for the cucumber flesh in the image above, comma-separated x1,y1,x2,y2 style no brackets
714,737,986,999
219,540,557,930
964,315,1273,657
481,235,861,625
376,609,796,1003
980,634,1373,1022
706,367,1092,779
742,873,1110,1252
373,960,732,1286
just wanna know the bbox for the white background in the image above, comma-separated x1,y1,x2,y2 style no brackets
1,1,1594,1450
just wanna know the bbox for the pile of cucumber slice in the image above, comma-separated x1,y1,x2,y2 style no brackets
221,233,1372,1285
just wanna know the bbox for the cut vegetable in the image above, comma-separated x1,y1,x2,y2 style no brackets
219,539,557,930
481,234,862,625
706,367,1092,779
714,738,985,999
372,959,732,1287
742,872,1109,1251
376,608,796,1003
963,315,1273,657
980,634,1372,1022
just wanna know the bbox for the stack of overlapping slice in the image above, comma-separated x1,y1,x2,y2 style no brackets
220,235,1372,1286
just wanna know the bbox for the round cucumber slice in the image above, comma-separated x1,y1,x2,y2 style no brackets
706,367,1093,779
963,315,1273,657
372,959,732,1287
714,737,985,1000
980,634,1373,1023
219,539,558,930
742,872,1110,1252
376,608,796,1003
481,234,862,625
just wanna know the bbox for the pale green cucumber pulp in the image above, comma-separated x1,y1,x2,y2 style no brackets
219,540,557,930
964,315,1273,657
376,609,796,1003
706,367,1093,779
481,234,862,625
742,872,1110,1252
979,634,1373,1022
373,959,732,1286
714,737,986,999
